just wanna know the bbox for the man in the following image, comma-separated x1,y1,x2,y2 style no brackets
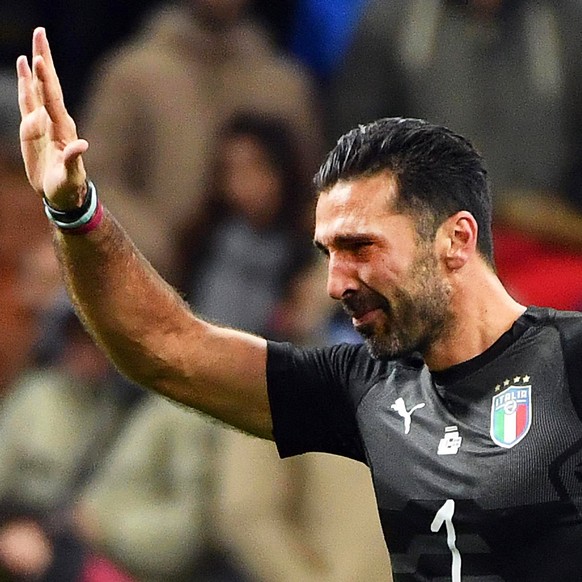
17,28,582,580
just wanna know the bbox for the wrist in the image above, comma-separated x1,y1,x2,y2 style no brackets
43,180,104,234
43,182,88,212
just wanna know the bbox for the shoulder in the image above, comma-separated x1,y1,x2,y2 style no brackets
525,305,582,337
267,340,403,391
267,339,368,370
529,307,582,419
550,309,582,353
524,308,582,381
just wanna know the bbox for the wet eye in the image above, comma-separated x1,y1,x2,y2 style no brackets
346,241,373,254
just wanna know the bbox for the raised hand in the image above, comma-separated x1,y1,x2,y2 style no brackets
17,27,88,209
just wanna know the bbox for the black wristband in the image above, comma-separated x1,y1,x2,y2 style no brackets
42,181,92,224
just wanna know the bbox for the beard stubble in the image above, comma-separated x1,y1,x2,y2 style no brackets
347,247,453,359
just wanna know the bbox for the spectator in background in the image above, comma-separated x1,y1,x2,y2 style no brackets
80,0,323,284
0,1,164,116
177,112,316,339
327,0,582,310
72,395,231,582
0,312,137,581
40,0,164,117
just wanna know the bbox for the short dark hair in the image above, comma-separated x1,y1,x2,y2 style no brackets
314,117,494,265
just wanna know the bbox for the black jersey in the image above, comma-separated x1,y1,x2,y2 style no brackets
266,306,582,581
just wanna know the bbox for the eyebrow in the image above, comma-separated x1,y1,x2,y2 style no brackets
313,233,377,254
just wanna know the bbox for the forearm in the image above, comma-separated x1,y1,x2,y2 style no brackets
54,207,187,382
96,185,177,278
52,207,271,437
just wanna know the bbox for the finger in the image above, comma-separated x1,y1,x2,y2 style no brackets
62,140,89,191
16,56,37,117
31,28,50,106
33,56,69,127
32,28,66,118
32,28,56,73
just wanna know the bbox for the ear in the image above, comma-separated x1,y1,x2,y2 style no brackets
437,211,478,271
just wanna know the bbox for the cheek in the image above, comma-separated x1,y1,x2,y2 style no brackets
359,254,403,295
366,240,419,291
365,246,434,300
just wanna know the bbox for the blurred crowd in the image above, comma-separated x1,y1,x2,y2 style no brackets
2,0,582,580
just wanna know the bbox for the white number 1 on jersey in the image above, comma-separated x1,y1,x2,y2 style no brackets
431,499,462,581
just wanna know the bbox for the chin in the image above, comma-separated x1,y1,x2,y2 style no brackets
360,317,428,359
362,334,412,360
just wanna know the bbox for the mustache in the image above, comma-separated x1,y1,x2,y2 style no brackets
341,289,391,319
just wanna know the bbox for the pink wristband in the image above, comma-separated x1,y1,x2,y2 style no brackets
62,199,104,235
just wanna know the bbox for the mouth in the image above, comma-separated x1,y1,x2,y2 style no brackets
342,288,391,334
352,307,384,328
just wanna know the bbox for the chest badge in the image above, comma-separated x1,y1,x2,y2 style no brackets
490,379,532,448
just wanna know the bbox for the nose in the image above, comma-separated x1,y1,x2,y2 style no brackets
326,253,359,300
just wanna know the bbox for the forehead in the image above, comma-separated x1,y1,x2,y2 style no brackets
314,173,401,241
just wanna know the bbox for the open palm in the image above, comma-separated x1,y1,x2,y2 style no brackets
17,28,88,208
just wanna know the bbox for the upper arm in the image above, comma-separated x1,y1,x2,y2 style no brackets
267,341,367,461
150,318,272,439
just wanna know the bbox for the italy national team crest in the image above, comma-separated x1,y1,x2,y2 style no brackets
490,384,532,448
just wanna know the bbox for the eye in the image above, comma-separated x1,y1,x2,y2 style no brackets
345,240,374,254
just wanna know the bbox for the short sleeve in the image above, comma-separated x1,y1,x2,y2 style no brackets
266,341,367,463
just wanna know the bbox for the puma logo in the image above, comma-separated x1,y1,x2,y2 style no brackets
391,397,426,434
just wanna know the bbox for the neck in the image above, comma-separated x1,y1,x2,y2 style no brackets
424,264,526,371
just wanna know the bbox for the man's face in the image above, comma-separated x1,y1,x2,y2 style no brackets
314,173,453,358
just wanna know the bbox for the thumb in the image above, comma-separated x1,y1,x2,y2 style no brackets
63,139,89,169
